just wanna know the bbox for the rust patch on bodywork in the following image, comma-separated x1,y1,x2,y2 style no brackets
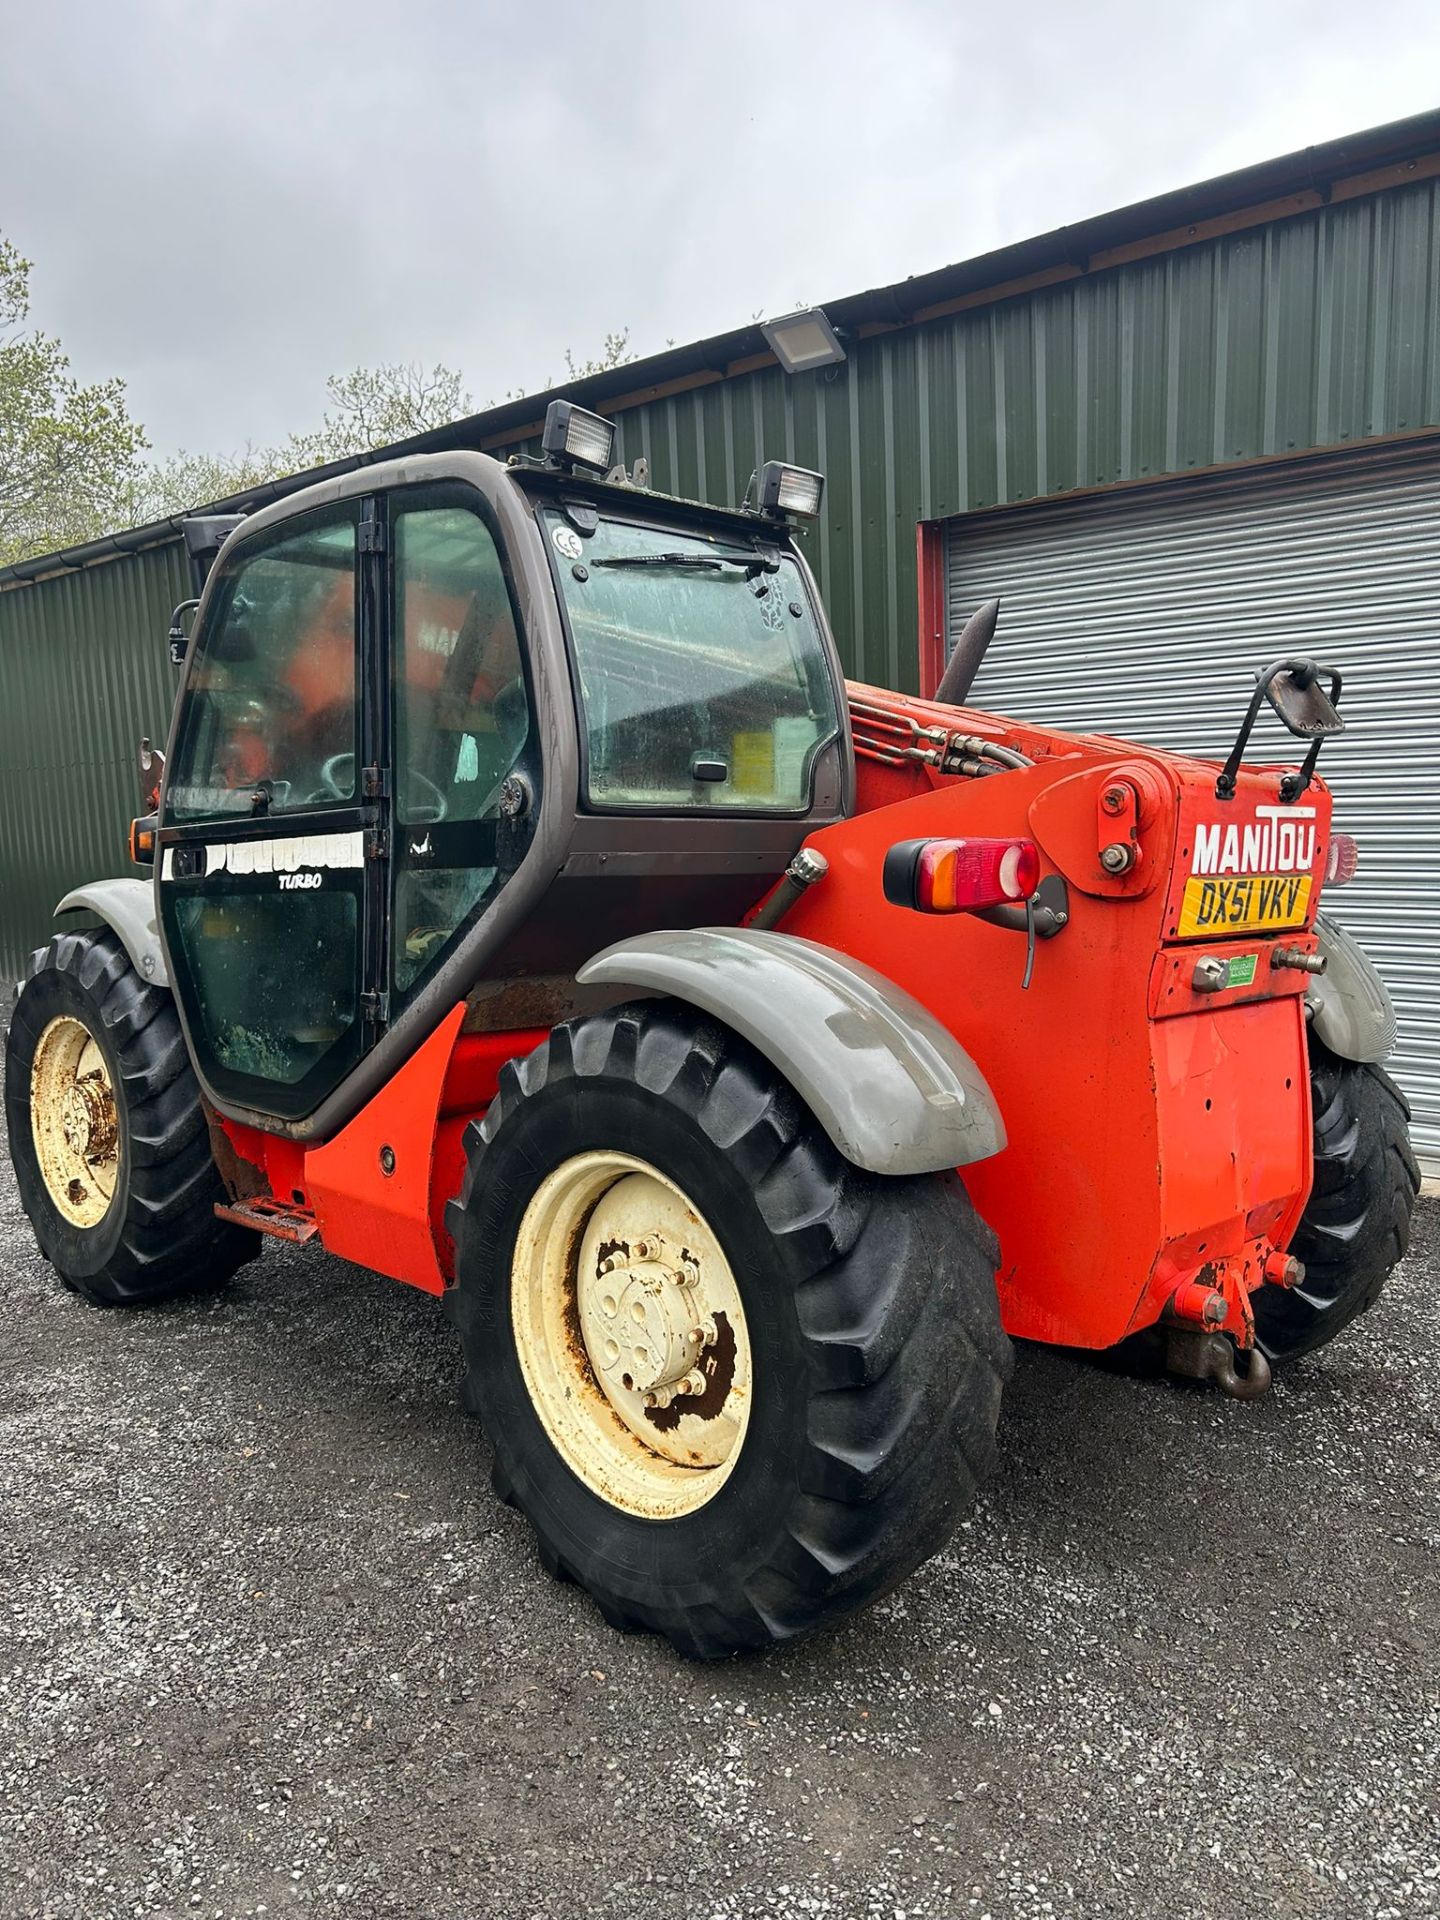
203,1099,267,1201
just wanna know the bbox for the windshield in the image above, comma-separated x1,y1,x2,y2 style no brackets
544,509,840,811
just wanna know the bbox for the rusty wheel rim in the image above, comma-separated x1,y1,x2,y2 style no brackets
510,1152,752,1519
30,1014,121,1230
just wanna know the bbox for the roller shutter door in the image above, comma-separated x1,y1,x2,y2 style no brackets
944,440,1440,1165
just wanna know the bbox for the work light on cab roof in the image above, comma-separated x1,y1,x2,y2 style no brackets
758,461,824,519
541,398,616,472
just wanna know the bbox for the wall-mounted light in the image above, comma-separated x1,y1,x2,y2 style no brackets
761,307,846,376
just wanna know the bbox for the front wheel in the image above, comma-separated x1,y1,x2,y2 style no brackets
446,1002,1010,1658
1252,1036,1420,1365
4,928,259,1306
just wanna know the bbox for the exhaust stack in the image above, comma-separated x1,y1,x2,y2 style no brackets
935,597,1000,708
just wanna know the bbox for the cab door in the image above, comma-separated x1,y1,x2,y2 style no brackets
158,499,384,1122
384,484,538,1012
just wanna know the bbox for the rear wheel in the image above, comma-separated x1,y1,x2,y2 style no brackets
447,1001,1010,1658
1252,1036,1419,1365
4,928,260,1306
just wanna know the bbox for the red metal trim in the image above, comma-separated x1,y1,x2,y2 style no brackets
302,1004,468,1296
915,521,946,698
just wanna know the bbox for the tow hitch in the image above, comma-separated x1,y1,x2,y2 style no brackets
1159,1251,1303,1400
1163,1325,1273,1400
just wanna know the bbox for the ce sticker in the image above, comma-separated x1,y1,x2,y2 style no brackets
552,525,584,561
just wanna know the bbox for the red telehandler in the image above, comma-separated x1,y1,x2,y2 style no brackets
5,400,1418,1656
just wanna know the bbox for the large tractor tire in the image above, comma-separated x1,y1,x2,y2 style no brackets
1252,1035,1420,1366
4,928,260,1306
447,1001,1009,1659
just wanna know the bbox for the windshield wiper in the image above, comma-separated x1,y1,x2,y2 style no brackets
593,550,781,579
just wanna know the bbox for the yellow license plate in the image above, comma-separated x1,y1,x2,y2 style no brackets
1178,872,1313,938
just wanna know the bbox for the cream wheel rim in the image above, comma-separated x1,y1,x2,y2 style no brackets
30,1014,121,1229
511,1152,753,1519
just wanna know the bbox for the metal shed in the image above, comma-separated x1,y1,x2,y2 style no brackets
4,108,1440,1163
941,440,1440,1157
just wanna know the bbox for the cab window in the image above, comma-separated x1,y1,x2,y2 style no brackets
543,510,840,812
391,497,533,997
167,508,359,821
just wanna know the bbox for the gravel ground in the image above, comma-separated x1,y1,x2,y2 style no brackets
1,1060,1436,1920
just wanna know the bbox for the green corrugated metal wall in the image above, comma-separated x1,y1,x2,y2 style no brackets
0,541,190,979
3,175,1440,979
607,176,1440,696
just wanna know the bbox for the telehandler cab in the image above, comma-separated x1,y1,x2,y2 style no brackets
6,400,1418,1657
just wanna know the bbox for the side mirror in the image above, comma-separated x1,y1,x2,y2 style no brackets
1263,658,1344,738
167,598,199,666
1216,656,1344,803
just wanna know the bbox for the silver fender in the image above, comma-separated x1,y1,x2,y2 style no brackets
55,878,170,989
1308,913,1396,1065
577,926,1005,1176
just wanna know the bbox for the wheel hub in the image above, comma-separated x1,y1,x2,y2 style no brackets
30,1014,120,1229
60,1075,117,1162
579,1231,716,1408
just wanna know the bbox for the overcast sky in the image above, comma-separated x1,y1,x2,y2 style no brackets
4,1,1439,460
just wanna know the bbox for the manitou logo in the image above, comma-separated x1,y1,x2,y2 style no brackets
1193,806,1317,878
277,871,323,891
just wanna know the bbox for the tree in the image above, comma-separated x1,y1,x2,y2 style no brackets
0,239,148,566
123,362,475,525
118,444,295,528
0,218,641,558
139,338,638,520
286,361,474,467
563,329,635,381
491,327,637,404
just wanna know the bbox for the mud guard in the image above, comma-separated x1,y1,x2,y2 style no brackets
1308,914,1396,1065
576,926,1005,1176
54,879,170,989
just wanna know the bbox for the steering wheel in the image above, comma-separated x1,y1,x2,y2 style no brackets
310,752,355,803
401,767,448,824
308,752,448,823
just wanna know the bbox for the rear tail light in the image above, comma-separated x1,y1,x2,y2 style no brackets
883,836,1041,914
1324,832,1358,887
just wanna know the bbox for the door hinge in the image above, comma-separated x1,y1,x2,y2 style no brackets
361,763,389,799
364,826,389,860
361,989,390,1024
358,519,386,554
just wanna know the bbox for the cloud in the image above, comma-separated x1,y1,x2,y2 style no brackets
4,0,1438,457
